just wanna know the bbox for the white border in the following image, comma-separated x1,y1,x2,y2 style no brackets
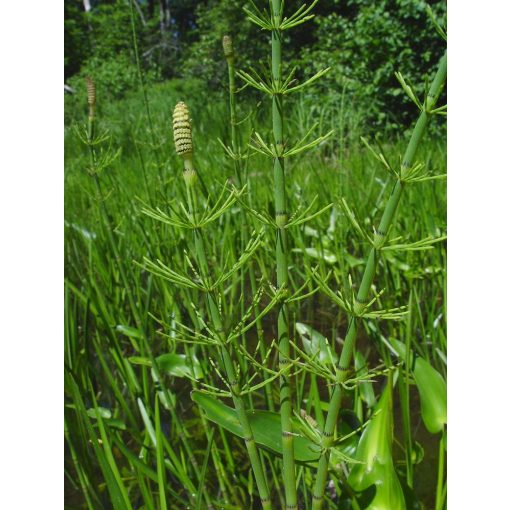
0,0,62,506
1,0,509,506
448,1,510,508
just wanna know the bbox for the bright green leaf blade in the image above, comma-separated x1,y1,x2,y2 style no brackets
128,356,152,367
156,353,193,378
87,407,112,419
348,379,405,510
413,358,447,434
390,338,446,433
116,324,144,340
191,391,319,462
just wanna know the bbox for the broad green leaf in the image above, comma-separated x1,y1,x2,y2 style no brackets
304,247,337,264
192,390,319,463
390,338,446,434
103,418,126,430
348,379,405,510
413,357,446,433
192,391,359,465
86,408,126,430
292,247,337,264
156,353,192,378
296,322,338,365
157,353,204,379
304,226,320,238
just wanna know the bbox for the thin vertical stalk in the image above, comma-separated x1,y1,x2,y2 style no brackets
270,1,298,507
435,428,446,510
173,102,273,507
311,52,447,509
400,292,415,487
187,183,273,510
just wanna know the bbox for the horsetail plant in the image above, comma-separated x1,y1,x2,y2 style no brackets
149,101,274,509
310,51,447,509
66,2,447,507
241,1,332,507
269,4,298,507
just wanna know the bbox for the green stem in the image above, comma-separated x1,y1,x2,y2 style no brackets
311,51,447,510
435,428,446,510
271,1,298,507
401,292,414,487
185,180,273,510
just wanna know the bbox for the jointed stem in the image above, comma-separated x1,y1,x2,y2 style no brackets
311,52,447,509
185,175,273,509
270,0,298,507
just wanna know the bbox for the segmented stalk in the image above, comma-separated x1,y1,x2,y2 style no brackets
85,76,96,120
311,52,447,509
173,103,273,509
270,1,298,507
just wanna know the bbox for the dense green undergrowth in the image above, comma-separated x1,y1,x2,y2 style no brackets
65,69,446,508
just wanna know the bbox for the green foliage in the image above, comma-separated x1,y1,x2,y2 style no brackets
182,0,266,87
64,0,91,79
65,2,447,508
348,379,406,509
88,1,144,60
64,73,446,507
65,54,161,125
300,0,446,130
